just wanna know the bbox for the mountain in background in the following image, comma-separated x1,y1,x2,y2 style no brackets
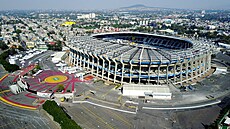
120,4,148,9
118,4,181,12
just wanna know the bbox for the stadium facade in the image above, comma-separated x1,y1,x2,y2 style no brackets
68,32,214,85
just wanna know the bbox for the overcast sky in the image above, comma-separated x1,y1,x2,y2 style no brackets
0,0,229,10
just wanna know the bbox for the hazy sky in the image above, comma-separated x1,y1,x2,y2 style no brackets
0,0,229,10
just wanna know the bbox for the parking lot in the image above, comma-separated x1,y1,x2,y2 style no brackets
0,102,56,129
62,102,134,129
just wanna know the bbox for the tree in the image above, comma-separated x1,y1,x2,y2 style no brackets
0,49,20,72
47,32,50,37
43,100,81,129
28,27,33,32
35,65,41,70
47,40,62,51
15,29,22,34
57,84,64,92
0,41,9,50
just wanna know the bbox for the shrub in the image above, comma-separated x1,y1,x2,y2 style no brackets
35,65,41,70
57,84,64,91
43,100,81,129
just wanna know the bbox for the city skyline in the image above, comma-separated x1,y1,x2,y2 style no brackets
0,0,230,10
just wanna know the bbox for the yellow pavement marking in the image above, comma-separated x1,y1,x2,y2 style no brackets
106,109,133,128
81,104,114,129
44,75,68,83
65,108,95,128
32,99,39,105
101,86,116,98
128,106,137,109
118,95,122,103
0,97,37,110
0,90,10,94
0,74,9,82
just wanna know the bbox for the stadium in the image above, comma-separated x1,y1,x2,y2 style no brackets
68,32,214,86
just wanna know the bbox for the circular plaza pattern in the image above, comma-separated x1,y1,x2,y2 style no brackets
44,75,68,83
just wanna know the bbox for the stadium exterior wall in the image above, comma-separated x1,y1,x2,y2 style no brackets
67,32,213,85
68,47,212,85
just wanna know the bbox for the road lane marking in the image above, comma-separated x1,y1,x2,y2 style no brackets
106,109,133,128
0,90,10,94
0,73,9,82
81,104,115,129
0,97,37,110
73,101,136,114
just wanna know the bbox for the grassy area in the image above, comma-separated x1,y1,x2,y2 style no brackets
43,100,81,129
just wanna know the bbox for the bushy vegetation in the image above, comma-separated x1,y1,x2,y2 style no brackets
0,40,9,50
0,49,20,72
47,40,62,51
207,105,230,129
31,64,42,74
43,100,81,129
57,84,64,92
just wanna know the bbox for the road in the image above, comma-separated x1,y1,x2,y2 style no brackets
0,101,57,129
62,103,134,129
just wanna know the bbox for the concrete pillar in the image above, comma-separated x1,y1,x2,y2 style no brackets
72,52,74,65
83,53,86,69
206,54,209,72
75,52,78,67
195,59,198,79
202,56,205,74
157,65,160,85
121,62,124,84
69,51,72,65
199,57,202,77
173,64,176,83
186,61,188,83
107,59,111,81
101,57,105,79
91,55,94,74
73,51,77,66
76,52,79,66
129,62,132,84
138,63,141,85
148,64,151,84
86,53,90,70
96,56,99,77
113,60,117,83
208,54,211,70
191,60,194,81
166,64,169,85
180,63,183,85
79,52,82,68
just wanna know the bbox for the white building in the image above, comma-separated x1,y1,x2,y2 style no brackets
51,52,67,63
9,78,28,94
123,84,172,100
77,13,96,19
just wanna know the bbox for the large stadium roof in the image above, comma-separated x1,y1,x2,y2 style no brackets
68,32,214,64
